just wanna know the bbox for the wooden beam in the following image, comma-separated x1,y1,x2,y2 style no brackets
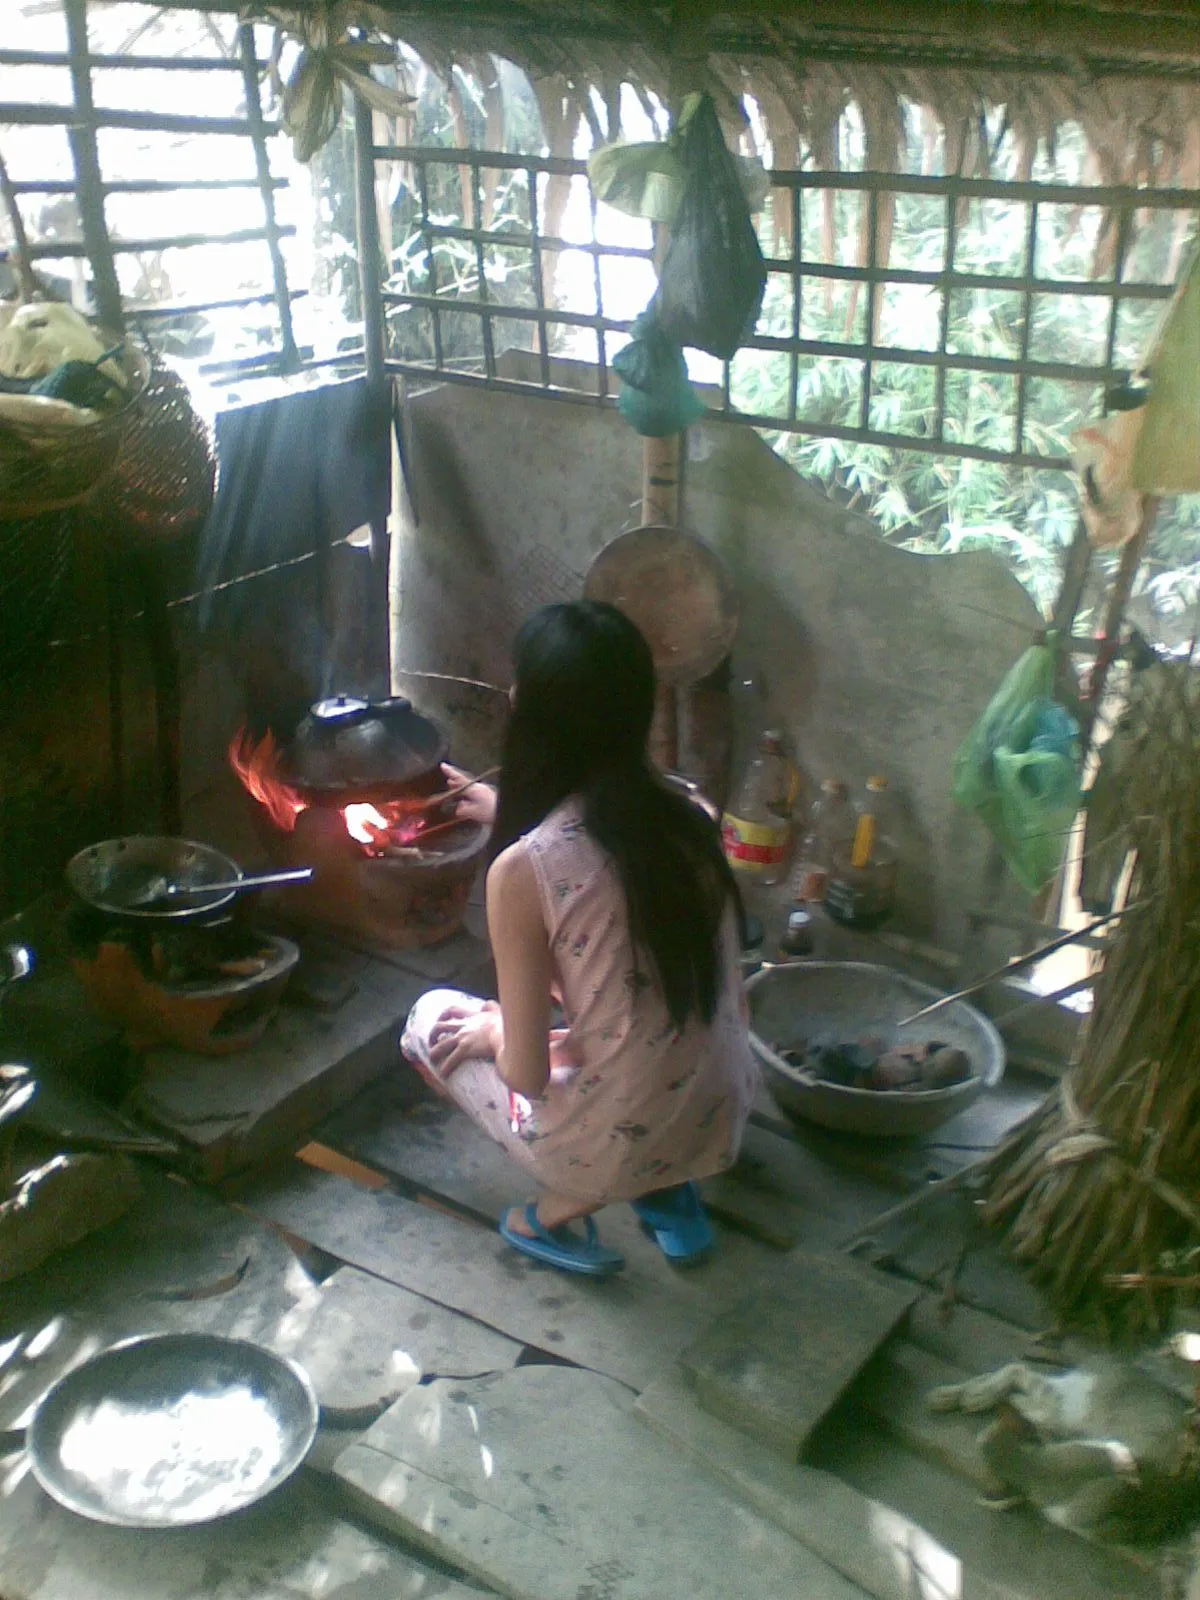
70,0,1200,70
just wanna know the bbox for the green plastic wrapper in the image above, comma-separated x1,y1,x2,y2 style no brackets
951,639,1083,895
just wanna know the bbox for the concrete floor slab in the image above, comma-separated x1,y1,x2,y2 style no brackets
236,1160,781,1390
0,1466,485,1600
334,1364,870,1600
679,1252,917,1460
634,1364,1032,1600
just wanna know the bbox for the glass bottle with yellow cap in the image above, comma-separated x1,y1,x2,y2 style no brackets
824,775,897,929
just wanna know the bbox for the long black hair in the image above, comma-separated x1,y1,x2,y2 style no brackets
489,600,741,1028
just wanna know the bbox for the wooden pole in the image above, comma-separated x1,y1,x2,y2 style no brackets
1080,495,1159,749
0,147,38,300
63,0,123,331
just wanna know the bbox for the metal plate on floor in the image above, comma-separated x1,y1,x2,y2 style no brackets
26,1332,318,1527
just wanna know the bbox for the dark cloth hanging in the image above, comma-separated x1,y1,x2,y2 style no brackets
196,377,389,627
194,377,390,734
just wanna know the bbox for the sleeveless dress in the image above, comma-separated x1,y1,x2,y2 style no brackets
401,797,758,1205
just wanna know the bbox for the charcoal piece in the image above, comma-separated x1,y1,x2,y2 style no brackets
815,1042,877,1087
922,1045,971,1087
872,1049,923,1090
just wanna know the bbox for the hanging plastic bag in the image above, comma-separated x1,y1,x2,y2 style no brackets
588,137,769,226
1132,245,1200,494
612,312,706,438
588,141,682,226
650,94,767,361
952,640,1083,895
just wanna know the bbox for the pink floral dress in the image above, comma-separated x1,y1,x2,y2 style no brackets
401,798,758,1204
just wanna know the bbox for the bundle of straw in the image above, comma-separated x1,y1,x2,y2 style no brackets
982,660,1200,1337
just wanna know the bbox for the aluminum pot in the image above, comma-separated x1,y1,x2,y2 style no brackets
66,837,246,923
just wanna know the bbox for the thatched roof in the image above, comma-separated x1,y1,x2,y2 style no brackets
172,1,1200,187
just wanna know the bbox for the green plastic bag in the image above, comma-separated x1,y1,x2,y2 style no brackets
612,313,706,437
951,640,1083,895
587,95,769,227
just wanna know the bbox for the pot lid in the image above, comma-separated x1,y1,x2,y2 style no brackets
282,694,449,795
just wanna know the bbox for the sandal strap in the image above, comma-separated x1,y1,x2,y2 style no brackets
525,1202,600,1253
523,1200,556,1246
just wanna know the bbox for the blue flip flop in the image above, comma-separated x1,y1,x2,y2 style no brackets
498,1202,625,1278
632,1182,715,1265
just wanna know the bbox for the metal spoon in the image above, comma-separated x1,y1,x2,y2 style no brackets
128,867,314,908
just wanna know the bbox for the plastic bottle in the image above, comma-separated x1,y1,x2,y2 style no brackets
721,731,794,886
778,907,815,959
825,775,898,930
791,779,853,903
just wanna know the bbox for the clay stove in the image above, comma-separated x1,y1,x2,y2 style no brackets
230,695,489,949
63,836,302,1055
68,909,298,1055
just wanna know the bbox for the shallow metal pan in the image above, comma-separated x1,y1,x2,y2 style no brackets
8,1332,319,1527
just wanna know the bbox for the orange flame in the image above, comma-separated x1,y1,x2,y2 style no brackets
231,726,450,854
229,727,306,833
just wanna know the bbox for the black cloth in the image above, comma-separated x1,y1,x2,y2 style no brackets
196,377,389,628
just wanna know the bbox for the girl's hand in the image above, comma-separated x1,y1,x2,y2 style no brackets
429,1001,501,1078
549,1026,581,1073
442,764,497,828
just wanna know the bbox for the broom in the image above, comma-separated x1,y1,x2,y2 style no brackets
982,659,1200,1337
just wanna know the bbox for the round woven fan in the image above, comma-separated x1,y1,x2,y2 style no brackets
583,524,739,687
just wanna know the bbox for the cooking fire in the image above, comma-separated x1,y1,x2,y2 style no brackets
229,727,468,859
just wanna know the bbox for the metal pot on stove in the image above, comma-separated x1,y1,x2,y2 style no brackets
280,695,449,803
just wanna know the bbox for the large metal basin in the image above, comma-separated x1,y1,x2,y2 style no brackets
746,961,1005,1139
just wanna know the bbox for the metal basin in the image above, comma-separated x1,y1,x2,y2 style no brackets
27,1333,318,1527
746,960,1005,1139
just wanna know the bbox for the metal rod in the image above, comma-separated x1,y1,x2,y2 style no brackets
860,186,879,431
0,104,277,137
63,0,123,332
989,973,1094,1026
130,288,307,321
788,183,801,422
469,158,496,380
353,93,387,390
1012,198,1039,455
239,21,298,372
526,165,551,387
380,356,1077,471
10,177,287,196
414,158,444,371
380,289,1143,384
141,868,315,903
24,224,296,260
378,145,1200,211
897,901,1142,1027
933,189,958,444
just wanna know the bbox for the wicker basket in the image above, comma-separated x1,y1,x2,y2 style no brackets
86,356,215,543
0,333,151,523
